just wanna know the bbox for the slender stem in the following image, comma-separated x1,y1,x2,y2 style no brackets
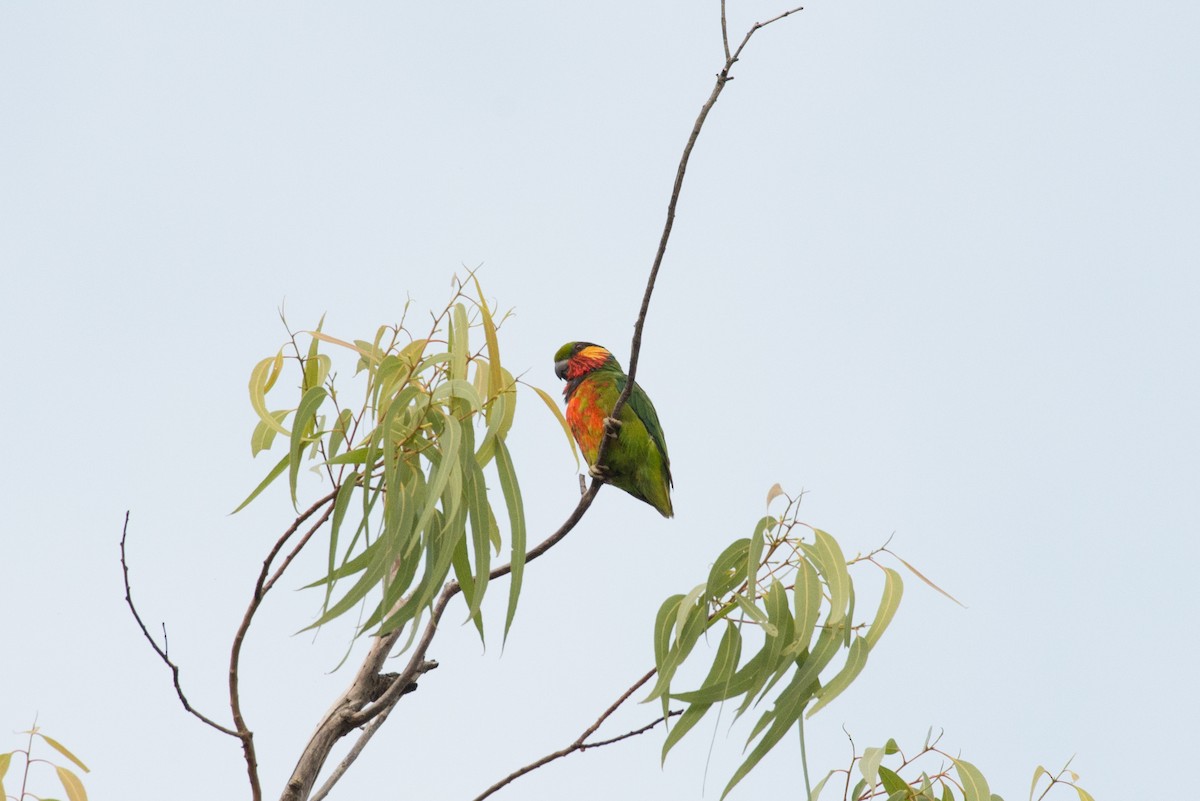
799,714,812,800
120,513,241,738
18,726,35,801
720,0,731,62
228,490,338,801
593,4,804,475
470,670,670,801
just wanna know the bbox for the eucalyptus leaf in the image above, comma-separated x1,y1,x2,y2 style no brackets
495,438,526,642
952,758,992,801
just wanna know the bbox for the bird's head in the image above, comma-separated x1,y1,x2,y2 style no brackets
554,342,619,383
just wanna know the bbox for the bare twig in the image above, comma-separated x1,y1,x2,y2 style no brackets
593,4,804,476
583,712,680,748
120,511,240,738
470,669,676,801
229,488,339,801
721,0,732,62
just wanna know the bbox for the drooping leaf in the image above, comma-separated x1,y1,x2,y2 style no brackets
327,408,355,459
804,529,851,625
761,579,794,659
231,453,289,513
735,593,774,635
54,765,87,801
676,583,709,640
860,746,885,789
306,329,374,358
529,383,579,470
893,552,966,607
475,383,511,467
808,770,835,801
707,538,751,600
248,351,289,435
653,594,685,670
325,474,360,604
879,766,908,795
662,621,742,761
409,411,461,543
722,660,817,799
671,641,767,705
462,447,492,626
952,758,991,801
288,385,328,504
451,522,482,639
645,598,709,702
806,635,868,716
471,275,504,400
495,437,526,643
786,625,841,705
1029,766,1049,801
38,735,89,773
792,556,822,651
746,515,775,592
250,409,292,456
449,303,470,381
303,543,393,630
866,567,904,651
432,378,483,412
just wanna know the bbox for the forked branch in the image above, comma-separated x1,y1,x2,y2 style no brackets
470,669,681,801
120,512,240,739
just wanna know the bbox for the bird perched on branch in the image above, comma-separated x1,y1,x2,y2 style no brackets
554,341,673,517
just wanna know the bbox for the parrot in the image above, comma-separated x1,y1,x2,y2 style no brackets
554,341,673,517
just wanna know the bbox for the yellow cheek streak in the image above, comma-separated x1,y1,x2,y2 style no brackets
577,345,610,365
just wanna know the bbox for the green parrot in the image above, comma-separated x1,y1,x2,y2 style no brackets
554,341,673,517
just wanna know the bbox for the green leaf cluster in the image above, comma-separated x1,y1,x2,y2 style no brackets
650,491,906,799
808,732,1092,801
236,276,541,643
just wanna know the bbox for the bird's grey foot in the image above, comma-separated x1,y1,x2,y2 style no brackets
588,463,611,481
603,416,623,438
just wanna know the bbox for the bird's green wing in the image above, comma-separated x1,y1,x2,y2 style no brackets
616,374,672,483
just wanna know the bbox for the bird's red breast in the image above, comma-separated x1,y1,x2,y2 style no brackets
564,375,609,463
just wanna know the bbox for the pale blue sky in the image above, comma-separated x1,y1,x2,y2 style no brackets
2,2,1197,799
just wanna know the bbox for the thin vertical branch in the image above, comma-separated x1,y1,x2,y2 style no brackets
228,489,338,801
593,5,804,476
721,0,732,62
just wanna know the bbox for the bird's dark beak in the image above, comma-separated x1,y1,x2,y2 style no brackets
554,359,569,381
